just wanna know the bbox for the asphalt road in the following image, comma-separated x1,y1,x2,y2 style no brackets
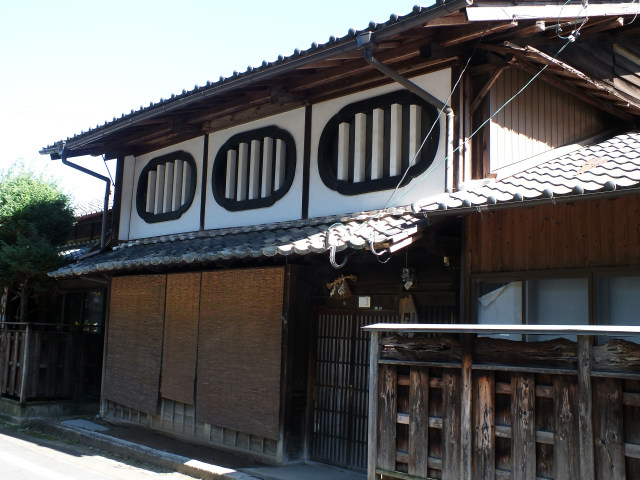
0,424,193,480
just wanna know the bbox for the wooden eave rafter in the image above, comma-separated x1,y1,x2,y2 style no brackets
481,41,640,120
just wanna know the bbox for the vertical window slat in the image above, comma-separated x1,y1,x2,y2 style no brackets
390,103,403,176
164,162,174,213
337,122,350,181
237,142,249,201
182,161,192,204
225,150,238,200
173,159,184,210
249,139,261,200
262,137,274,197
146,171,157,213
274,139,286,191
371,108,384,180
353,113,367,183
154,164,165,215
409,104,422,166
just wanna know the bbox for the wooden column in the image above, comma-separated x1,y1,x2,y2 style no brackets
511,373,535,480
408,367,429,477
553,375,579,480
442,372,461,480
577,335,595,480
474,372,495,480
367,331,380,480
378,364,398,472
460,334,474,480
594,378,625,479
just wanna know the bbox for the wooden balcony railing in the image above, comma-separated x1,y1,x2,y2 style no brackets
364,324,640,480
0,323,103,404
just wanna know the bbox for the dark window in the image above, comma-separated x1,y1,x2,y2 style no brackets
317,90,440,195
62,289,106,333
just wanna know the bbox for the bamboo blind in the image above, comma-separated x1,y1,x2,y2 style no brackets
103,275,166,414
196,267,284,440
160,272,201,405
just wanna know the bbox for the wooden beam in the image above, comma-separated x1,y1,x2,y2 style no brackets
474,372,495,480
459,335,473,480
378,364,398,473
440,21,519,48
507,55,635,121
470,65,508,114
425,11,470,27
408,367,429,477
511,373,535,480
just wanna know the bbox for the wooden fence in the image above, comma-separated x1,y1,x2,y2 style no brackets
0,323,103,403
365,324,640,480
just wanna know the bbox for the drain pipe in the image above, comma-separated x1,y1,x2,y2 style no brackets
358,33,455,193
58,145,112,250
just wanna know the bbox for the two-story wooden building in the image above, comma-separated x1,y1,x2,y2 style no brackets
42,1,640,477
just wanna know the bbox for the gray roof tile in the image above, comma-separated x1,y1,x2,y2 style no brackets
50,210,422,278
418,131,640,213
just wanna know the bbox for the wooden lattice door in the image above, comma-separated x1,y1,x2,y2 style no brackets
310,309,397,470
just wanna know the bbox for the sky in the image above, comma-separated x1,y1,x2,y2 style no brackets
0,1,431,205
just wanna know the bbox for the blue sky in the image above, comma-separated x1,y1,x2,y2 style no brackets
0,1,429,203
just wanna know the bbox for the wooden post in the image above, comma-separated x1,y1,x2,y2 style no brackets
511,373,535,480
19,323,31,405
594,378,625,479
367,330,380,480
553,375,579,480
442,372,461,480
378,364,398,472
577,335,595,480
408,367,429,477
460,334,473,480
474,372,495,480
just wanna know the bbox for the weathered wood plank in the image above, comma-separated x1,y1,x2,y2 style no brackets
367,331,379,480
578,335,595,480
474,372,495,480
442,372,461,480
511,373,535,480
553,375,580,480
378,363,397,472
461,335,473,480
408,367,429,477
594,378,626,480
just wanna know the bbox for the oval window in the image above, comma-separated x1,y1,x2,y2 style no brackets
212,126,296,211
136,150,197,223
318,90,440,195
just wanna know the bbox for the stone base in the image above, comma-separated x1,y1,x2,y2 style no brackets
0,398,99,424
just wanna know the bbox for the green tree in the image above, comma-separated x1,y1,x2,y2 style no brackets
0,167,75,322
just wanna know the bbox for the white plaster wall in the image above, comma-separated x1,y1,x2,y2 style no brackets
204,108,305,230
308,69,451,218
126,137,204,240
117,155,136,241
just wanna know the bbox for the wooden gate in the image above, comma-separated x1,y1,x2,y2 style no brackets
311,309,397,470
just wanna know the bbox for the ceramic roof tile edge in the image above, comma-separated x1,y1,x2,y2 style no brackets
49,211,425,279
413,130,640,215
40,0,471,157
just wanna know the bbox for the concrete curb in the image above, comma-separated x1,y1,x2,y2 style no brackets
29,420,260,480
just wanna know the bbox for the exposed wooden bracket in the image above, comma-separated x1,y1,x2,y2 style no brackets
470,65,508,114
440,21,519,47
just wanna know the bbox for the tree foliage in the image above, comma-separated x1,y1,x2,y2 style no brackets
0,167,75,321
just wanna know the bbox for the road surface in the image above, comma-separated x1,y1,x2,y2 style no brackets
0,424,192,480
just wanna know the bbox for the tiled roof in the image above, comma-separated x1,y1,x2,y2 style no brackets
50,210,422,278
416,131,640,214
72,197,114,218
40,2,466,156
60,240,96,261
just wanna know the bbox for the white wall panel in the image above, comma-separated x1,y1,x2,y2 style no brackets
205,108,305,230
118,155,136,241
308,69,450,218
127,137,204,240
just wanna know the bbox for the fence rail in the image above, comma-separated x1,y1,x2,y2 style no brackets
0,323,103,404
364,324,640,480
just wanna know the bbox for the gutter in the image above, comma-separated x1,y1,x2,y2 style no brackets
41,0,472,158
358,33,456,193
60,147,112,250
